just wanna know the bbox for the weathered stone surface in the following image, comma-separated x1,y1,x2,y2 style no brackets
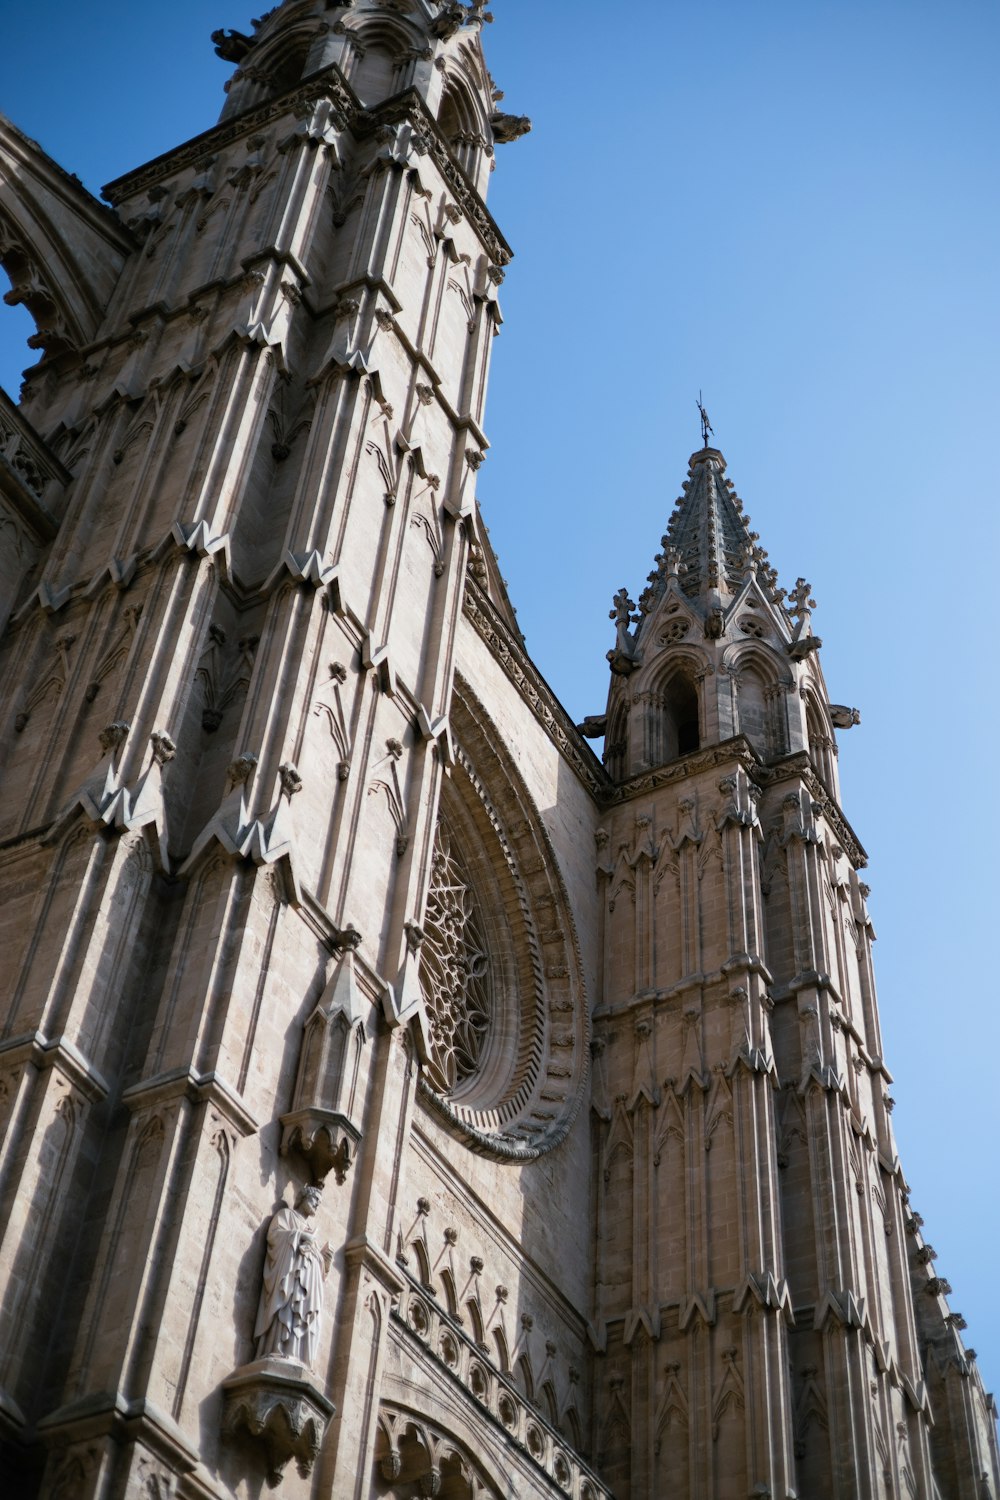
0,4,995,1499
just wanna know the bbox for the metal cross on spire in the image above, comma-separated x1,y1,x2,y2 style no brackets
696,392,714,449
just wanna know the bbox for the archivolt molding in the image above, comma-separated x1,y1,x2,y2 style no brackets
376,1401,500,1499
382,1292,612,1498
720,636,794,688
415,677,589,1160
637,640,715,696
334,7,425,63
0,118,131,361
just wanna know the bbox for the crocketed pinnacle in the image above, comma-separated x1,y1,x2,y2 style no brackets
638,448,784,616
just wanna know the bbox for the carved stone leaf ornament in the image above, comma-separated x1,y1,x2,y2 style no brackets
420,825,492,1093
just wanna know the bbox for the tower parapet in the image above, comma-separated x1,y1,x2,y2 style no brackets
215,0,523,200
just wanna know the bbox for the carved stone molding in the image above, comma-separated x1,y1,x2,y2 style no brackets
222,1357,335,1487
462,582,607,799
280,1107,361,1185
414,681,590,1160
387,1282,611,1499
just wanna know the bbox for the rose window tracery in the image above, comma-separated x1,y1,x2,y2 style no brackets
420,825,493,1093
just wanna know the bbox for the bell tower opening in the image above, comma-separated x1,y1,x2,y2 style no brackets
350,39,403,106
438,79,484,179
662,670,700,760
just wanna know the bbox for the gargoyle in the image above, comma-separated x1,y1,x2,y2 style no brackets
212,29,255,64
491,112,532,144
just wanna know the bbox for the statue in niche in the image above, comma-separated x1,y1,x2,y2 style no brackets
254,1185,334,1368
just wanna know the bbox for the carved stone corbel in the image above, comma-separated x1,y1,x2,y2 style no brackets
222,1357,334,1487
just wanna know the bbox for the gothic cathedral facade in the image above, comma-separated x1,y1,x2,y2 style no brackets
0,4,995,1498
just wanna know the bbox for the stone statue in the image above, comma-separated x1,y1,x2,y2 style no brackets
253,1186,334,1369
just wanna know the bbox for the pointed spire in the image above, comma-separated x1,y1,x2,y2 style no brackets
637,449,786,623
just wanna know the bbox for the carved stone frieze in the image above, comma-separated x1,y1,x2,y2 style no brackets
388,1275,611,1499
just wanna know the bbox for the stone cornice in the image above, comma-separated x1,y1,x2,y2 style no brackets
764,751,868,869
462,581,609,800
604,738,868,867
606,735,762,804
102,68,355,205
101,68,512,267
122,1065,258,1136
357,88,512,266
0,1029,110,1102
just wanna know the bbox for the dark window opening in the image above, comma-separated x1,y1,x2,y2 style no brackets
663,673,700,760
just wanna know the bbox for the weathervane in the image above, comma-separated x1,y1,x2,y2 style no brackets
696,391,714,449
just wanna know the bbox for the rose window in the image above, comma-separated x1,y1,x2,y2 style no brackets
419,825,493,1093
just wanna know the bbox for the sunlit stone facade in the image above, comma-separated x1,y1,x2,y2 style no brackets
0,4,996,1497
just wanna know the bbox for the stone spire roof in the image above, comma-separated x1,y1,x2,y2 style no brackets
637,447,785,619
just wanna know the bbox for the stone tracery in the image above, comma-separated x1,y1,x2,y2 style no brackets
420,823,493,1093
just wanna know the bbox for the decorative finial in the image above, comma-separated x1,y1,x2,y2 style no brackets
697,392,714,449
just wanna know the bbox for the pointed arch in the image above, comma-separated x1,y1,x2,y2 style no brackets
412,1238,434,1292
438,74,489,180
493,1326,510,1373
563,1404,583,1453
639,644,713,766
723,639,792,759
541,1379,560,1428
604,691,629,781
465,1298,485,1347
439,1266,459,1319
238,19,320,102
802,682,837,790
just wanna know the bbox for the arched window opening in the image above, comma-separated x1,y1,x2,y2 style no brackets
438,81,484,179
267,40,311,96
516,1354,534,1401
604,700,629,781
350,42,401,105
737,664,769,757
806,697,836,790
661,670,700,762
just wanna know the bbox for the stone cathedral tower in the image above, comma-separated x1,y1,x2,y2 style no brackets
0,4,995,1499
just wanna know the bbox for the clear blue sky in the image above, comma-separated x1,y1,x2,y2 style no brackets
2,1,998,1393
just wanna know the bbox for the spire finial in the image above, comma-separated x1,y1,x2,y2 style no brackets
697,392,714,450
